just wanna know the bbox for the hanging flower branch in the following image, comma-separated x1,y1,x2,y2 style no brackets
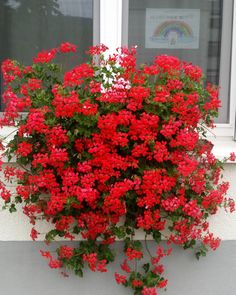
0,43,235,295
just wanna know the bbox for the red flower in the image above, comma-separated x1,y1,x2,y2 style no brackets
59,246,74,259
59,42,77,53
48,259,62,269
183,62,202,82
64,64,94,86
142,287,158,295
30,227,38,241
229,152,236,161
82,253,97,271
40,250,52,259
16,142,32,157
132,280,143,287
27,78,42,91
114,273,127,285
125,248,143,260
155,55,180,74
97,260,107,272
158,279,168,289
33,48,57,63
203,234,221,250
120,259,131,273
87,44,108,55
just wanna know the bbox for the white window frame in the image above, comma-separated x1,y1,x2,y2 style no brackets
214,0,236,138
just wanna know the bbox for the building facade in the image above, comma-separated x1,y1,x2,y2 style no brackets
0,1,236,294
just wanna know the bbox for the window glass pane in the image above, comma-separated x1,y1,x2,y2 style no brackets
126,0,233,123
0,0,95,110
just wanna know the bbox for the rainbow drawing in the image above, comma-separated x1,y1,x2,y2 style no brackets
145,8,200,49
153,20,194,40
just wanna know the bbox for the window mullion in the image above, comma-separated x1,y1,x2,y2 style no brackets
100,0,122,53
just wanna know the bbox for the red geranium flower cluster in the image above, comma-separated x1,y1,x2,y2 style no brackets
0,42,235,295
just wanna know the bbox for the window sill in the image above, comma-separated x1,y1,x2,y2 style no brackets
1,129,236,163
208,136,236,162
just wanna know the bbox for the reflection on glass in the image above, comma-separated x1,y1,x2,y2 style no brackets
0,0,94,109
128,0,232,123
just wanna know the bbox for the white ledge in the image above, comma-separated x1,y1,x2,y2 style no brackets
208,136,236,162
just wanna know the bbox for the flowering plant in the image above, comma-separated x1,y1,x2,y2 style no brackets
0,43,235,295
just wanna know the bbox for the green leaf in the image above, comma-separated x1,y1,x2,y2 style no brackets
183,239,196,249
9,204,17,213
45,229,63,242
153,231,161,243
195,243,208,260
15,196,22,203
75,268,83,277
143,263,150,273
111,225,126,239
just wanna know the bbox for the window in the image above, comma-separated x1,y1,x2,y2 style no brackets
122,0,235,134
0,0,236,139
0,0,100,110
